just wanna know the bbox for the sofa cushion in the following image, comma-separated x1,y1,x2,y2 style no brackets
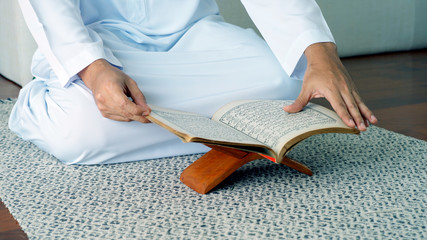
0,0,37,87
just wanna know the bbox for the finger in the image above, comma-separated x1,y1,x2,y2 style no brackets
283,88,311,113
324,90,356,128
341,92,366,131
96,100,132,121
126,79,151,115
104,83,148,122
119,97,145,119
102,113,132,122
103,107,150,123
353,92,378,125
110,113,150,123
130,114,151,123
118,96,151,124
105,80,142,114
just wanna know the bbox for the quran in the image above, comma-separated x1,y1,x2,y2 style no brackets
146,100,359,163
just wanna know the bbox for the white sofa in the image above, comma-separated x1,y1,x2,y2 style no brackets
1,0,427,87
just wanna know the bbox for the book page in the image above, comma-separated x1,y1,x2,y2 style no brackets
148,106,265,147
212,100,350,155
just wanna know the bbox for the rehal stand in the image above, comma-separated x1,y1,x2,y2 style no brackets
180,145,313,194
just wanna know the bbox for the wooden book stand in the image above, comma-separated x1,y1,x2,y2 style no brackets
180,145,313,194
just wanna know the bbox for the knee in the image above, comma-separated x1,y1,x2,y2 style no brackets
250,53,302,100
10,117,98,165
42,121,109,165
34,106,111,165
9,79,114,165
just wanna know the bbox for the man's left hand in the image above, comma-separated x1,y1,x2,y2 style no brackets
283,42,378,131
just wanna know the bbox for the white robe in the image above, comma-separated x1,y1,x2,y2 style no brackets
9,0,334,164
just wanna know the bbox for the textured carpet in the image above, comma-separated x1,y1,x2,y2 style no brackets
0,98,426,239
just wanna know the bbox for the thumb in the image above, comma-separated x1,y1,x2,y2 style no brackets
127,79,151,115
283,91,311,113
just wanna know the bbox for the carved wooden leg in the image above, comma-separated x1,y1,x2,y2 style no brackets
180,145,313,194
280,157,313,176
180,148,260,194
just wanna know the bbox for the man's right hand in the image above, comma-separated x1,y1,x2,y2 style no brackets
78,59,151,123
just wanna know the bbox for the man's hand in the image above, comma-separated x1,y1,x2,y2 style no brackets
283,42,377,131
78,59,151,123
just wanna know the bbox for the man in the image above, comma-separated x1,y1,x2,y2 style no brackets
10,0,377,165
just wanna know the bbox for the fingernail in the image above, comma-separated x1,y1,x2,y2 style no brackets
360,122,366,130
370,114,378,123
349,119,356,127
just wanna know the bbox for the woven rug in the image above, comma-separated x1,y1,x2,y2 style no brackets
0,98,426,239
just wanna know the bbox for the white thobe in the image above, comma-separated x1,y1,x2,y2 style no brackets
10,0,334,164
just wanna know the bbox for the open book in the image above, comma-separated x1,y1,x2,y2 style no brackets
146,100,359,163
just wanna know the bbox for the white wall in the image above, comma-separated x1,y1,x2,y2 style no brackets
217,0,427,57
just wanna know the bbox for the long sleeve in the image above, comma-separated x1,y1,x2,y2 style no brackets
18,0,122,87
241,0,334,78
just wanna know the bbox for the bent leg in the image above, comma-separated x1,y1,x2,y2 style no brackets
9,78,208,165
9,16,302,165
